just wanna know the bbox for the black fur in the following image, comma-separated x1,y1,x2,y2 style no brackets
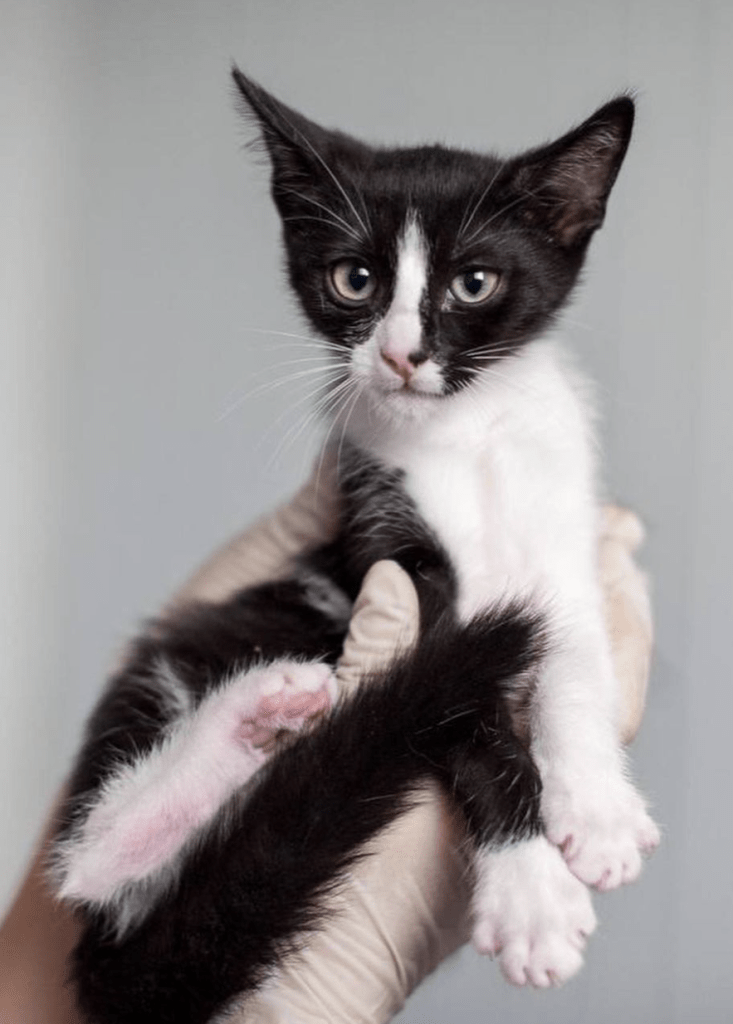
55,73,635,1023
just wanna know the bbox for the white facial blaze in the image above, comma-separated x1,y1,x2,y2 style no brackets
377,216,428,368
344,213,442,424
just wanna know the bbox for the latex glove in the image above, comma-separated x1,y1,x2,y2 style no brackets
599,506,653,745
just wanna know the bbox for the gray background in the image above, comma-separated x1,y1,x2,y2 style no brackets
2,1,732,1021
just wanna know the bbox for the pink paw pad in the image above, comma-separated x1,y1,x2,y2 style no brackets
237,664,335,751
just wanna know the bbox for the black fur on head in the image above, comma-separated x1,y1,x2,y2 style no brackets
232,67,633,391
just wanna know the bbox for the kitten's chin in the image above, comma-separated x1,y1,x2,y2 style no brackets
366,382,442,424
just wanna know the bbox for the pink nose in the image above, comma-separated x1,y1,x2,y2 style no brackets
380,348,415,383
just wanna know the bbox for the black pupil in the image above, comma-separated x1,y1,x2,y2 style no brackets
348,266,370,292
464,271,485,296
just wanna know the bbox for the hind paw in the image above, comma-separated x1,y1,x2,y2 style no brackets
235,660,337,751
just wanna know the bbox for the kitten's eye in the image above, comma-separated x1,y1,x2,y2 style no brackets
449,268,500,305
329,261,376,304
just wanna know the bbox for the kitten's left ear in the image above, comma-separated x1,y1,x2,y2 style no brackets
231,66,353,215
231,66,324,177
510,96,634,248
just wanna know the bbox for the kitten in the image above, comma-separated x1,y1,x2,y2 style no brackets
51,69,658,1024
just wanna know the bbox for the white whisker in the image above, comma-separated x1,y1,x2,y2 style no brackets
458,164,505,243
282,213,363,240
462,191,537,247
239,326,345,354
279,190,363,242
314,376,362,495
217,364,347,422
272,109,371,238
335,380,365,474
258,372,354,469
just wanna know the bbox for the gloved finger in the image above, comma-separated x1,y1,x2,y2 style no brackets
261,560,420,759
598,506,653,744
336,560,420,696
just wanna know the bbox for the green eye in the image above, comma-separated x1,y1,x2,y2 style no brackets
449,268,500,305
329,260,376,304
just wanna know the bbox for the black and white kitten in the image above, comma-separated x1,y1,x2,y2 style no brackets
51,70,658,1024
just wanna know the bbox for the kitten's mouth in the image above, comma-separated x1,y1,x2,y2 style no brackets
371,384,447,420
377,365,445,400
350,342,445,403
395,381,425,396
382,379,441,401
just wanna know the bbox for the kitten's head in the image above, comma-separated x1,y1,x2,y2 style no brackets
233,68,633,420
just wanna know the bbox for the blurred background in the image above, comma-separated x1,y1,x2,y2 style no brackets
1,1,731,1020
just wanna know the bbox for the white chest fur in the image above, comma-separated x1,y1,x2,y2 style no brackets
345,339,600,621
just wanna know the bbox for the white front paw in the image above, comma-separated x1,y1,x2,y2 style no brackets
472,836,597,988
543,772,660,891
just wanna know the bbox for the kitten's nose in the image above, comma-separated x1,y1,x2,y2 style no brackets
380,348,416,383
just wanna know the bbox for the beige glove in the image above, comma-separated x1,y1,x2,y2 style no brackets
0,464,653,1024
599,506,653,745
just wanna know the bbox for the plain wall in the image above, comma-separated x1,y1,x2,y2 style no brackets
2,1,732,1021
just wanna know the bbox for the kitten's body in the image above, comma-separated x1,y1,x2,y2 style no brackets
51,72,658,1024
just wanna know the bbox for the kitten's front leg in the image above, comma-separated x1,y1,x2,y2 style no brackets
444,722,596,987
533,608,659,890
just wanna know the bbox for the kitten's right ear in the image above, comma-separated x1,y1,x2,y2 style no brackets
231,67,331,196
509,96,635,249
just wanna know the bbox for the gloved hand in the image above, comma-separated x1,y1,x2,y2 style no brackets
0,460,653,1024
168,463,654,1022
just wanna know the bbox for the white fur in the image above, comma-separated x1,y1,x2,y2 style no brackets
55,659,335,931
340,327,658,977
472,836,597,987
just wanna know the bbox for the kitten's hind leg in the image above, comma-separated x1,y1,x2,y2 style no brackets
54,659,336,924
68,604,552,1024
